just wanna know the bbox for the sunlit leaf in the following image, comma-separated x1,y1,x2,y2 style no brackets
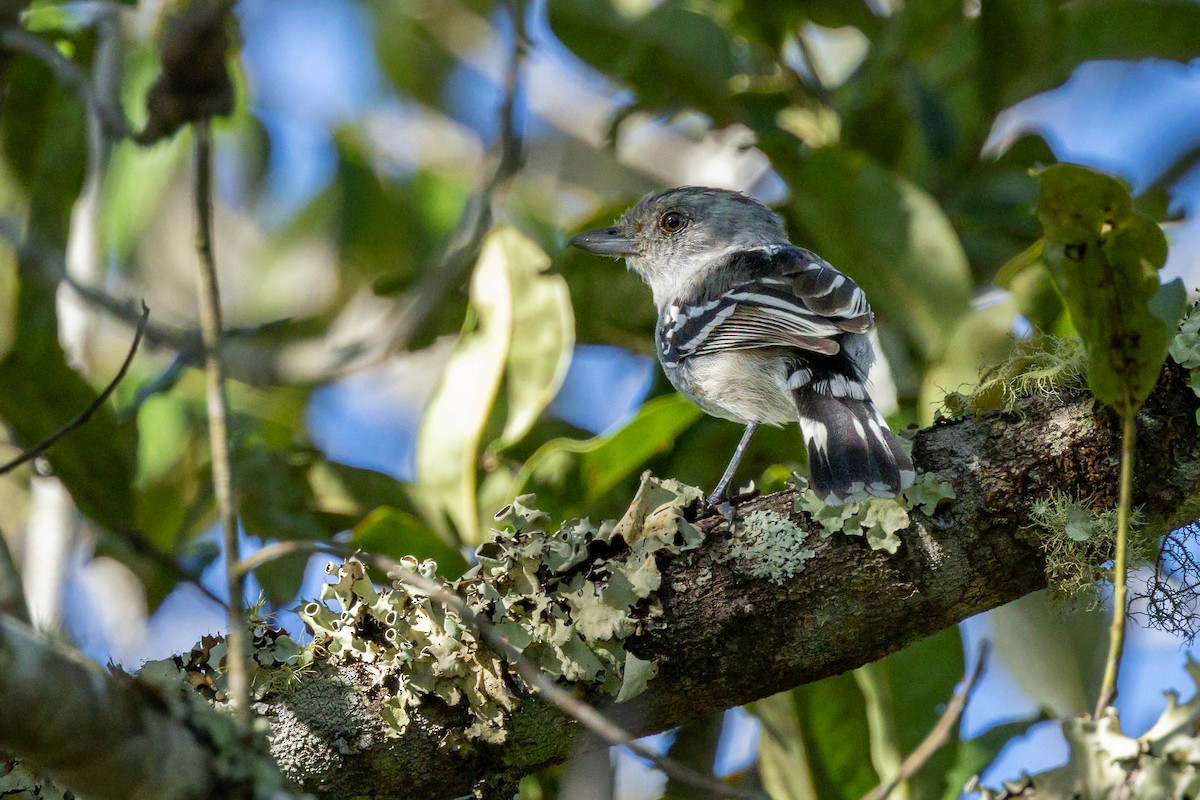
515,393,703,522
349,506,468,579
416,227,558,546
495,229,574,448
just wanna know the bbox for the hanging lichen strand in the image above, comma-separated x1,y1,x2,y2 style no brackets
298,475,705,747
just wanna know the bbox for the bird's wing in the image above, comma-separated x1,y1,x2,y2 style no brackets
660,247,872,363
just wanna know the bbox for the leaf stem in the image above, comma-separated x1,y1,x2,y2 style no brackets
1095,410,1135,718
193,121,249,725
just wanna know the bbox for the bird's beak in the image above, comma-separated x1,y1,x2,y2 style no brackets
568,227,639,257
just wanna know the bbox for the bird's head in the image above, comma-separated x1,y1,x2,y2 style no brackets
569,186,788,307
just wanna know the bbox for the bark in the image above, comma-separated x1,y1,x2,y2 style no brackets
3,365,1200,800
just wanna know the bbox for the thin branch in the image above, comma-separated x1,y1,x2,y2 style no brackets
1095,412,1136,717
192,121,250,725
860,642,990,800
0,25,129,139
388,0,528,352
0,523,30,623
236,539,765,800
0,303,149,476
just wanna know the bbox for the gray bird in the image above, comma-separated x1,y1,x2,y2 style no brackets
569,186,914,511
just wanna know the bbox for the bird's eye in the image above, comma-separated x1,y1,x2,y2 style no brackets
659,211,687,234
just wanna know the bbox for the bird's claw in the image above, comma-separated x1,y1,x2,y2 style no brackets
705,482,759,523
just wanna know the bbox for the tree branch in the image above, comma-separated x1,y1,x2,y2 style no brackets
0,302,149,476
192,120,250,724
252,365,1199,799
5,365,1200,800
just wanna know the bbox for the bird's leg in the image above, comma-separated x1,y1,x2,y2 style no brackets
708,422,758,517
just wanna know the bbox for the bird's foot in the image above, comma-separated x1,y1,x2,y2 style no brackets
705,482,759,523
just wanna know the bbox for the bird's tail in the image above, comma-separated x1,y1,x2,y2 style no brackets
793,387,914,504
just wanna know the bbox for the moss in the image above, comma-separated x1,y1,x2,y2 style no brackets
1021,489,1154,611
941,335,1087,418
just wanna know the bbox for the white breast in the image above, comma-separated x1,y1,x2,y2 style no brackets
667,350,797,426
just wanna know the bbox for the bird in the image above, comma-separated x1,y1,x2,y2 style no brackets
568,186,914,512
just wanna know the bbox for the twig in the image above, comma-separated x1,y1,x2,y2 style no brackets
389,0,528,352
0,26,129,139
0,303,149,476
1095,412,1136,717
192,120,250,726
860,642,990,800
0,523,30,623
236,539,764,800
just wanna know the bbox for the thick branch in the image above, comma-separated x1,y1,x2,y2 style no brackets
5,366,1199,800
258,366,1200,798
0,617,220,799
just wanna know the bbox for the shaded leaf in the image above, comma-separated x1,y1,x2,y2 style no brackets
784,146,973,360
548,0,735,120
1036,163,1185,414
663,712,724,800
750,672,877,800
940,712,1052,800
981,0,1200,113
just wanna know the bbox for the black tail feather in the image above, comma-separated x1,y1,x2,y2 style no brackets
794,390,914,503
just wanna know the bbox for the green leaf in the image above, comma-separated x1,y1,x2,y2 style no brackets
882,627,966,799
918,298,1019,426
940,712,1051,800
547,0,735,120
415,227,560,546
0,246,14,361
367,0,459,108
1036,163,1185,415
495,229,574,448
750,673,878,800
663,713,724,799
515,393,703,522
101,136,189,259
784,146,973,360
1,48,88,237
349,506,468,579
980,0,1200,112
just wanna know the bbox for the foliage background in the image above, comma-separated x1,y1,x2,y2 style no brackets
3,0,1200,797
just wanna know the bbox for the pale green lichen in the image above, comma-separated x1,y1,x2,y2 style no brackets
296,474,702,749
1023,489,1153,610
790,472,957,555
727,510,817,585
969,659,1200,799
1169,303,1200,423
941,335,1087,418
0,758,72,799
137,631,300,799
